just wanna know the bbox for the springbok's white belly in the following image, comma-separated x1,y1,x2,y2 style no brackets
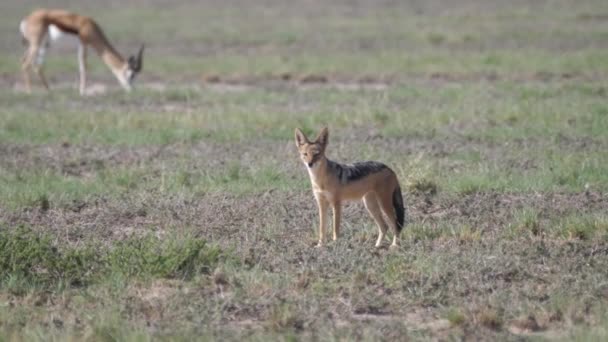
48,24,80,46
48,24,64,41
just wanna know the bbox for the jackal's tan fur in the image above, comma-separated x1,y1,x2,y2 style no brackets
295,127,406,248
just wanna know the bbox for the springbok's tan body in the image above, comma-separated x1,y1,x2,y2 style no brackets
19,9,144,95
295,127,406,248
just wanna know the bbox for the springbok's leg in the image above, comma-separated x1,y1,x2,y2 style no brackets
78,43,87,95
21,45,38,93
33,37,51,91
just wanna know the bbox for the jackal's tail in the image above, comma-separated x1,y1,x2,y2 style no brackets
392,185,405,233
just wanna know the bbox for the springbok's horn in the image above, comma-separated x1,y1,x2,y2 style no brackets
129,44,144,72
134,44,144,72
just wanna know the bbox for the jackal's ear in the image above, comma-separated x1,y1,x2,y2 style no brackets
315,127,329,148
294,128,309,147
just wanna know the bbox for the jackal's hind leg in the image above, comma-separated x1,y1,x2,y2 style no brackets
378,192,399,248
363,193,388,247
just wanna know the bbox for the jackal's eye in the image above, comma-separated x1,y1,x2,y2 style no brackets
303,152,308,157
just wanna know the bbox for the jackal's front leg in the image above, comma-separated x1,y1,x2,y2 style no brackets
316,196,328,247
332,202,341,241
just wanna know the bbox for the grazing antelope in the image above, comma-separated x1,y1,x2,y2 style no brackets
295,127,407,248
19,9,144,95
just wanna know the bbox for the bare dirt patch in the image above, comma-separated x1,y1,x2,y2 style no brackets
6,69,607,96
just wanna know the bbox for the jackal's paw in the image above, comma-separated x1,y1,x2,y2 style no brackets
389,243,399,249
375,236,384,248
332,235,338,241
315,241,324,248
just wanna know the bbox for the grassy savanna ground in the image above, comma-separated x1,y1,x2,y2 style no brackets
1,0,608,340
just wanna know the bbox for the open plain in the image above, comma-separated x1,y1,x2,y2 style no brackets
1,0,608,340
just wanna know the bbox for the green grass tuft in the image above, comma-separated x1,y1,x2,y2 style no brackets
0,226,224,290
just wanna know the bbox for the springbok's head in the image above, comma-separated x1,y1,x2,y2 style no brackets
123,44,144,89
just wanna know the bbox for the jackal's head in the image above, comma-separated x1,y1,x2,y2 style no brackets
295,127,328,168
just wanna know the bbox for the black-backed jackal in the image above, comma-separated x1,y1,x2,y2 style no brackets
295,127,406,248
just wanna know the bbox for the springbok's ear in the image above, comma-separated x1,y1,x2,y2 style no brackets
315,127,329,148
295,128,309,147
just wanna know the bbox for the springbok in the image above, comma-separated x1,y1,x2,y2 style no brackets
19,9,144,95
